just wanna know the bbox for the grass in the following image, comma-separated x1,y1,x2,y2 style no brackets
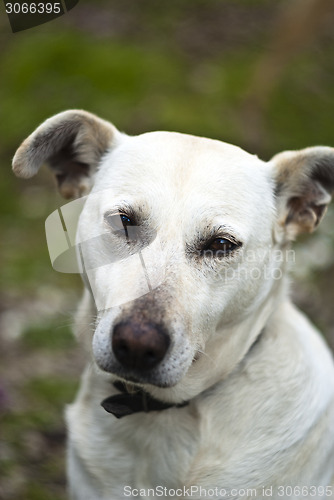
22,323,76,351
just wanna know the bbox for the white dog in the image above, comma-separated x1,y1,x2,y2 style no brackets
13,110,334,499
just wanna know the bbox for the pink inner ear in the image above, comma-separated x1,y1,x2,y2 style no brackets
286,197,327,233
286,180,331,234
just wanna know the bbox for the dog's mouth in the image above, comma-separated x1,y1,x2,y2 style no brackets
97,360,180,388
94,343,198,389
192,351,202,363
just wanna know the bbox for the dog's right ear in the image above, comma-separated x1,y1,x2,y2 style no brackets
12,110,122,198
270,146,334,241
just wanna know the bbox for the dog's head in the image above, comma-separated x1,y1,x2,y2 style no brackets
13,110,334,399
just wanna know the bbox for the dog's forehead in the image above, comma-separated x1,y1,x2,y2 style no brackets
93,131,272,225
98,131,267,186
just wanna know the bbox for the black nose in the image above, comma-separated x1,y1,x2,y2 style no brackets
112,321,170,371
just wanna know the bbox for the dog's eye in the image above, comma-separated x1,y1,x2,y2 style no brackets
119,214,133,228
104,212,136,240
105,212,134,228
203,238,239,256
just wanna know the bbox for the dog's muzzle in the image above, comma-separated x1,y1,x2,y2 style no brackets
112,320,170,372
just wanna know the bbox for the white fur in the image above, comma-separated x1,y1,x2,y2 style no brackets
13,116,334,499
67,132,334,499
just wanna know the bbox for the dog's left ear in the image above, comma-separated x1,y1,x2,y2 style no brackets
12,110,121,198
270,146,334,240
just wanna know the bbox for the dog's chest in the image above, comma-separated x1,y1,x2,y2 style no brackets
67,399,199,493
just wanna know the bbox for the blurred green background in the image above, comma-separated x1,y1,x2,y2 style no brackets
1,1,334,498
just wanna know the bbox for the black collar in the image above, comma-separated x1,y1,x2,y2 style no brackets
101,381,189,419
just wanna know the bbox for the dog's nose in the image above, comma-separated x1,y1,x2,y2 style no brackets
112,321,170,371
